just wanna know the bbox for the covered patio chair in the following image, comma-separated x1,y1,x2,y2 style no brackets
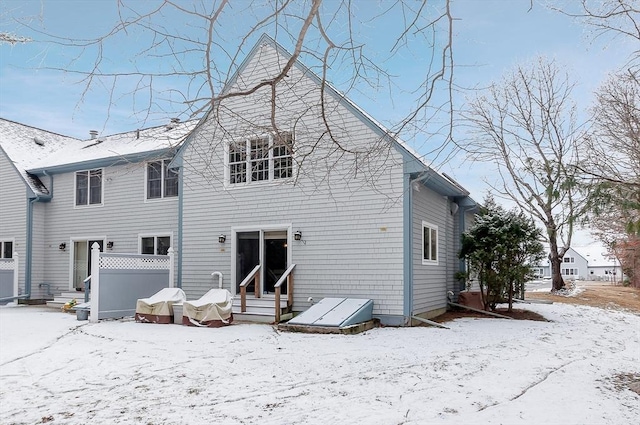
135,287,186,324
182,288,234,327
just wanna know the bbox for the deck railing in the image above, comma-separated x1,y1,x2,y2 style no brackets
239,264,261,313
274,264,295,322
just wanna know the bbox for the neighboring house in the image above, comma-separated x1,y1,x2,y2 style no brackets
176,35,477,325
537,245,621,282
0,118,195,300
581,245,623,282
1,35,478,326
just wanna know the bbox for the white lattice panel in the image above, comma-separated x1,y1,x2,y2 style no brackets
0,259,15,270
99,255,170,270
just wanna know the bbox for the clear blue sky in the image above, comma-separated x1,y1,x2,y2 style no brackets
0,0,633,244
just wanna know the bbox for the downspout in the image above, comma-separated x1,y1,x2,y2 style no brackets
25,196,38,298
177,166,184,288
457,204,473,292
402,174,414,326
25,171,53,299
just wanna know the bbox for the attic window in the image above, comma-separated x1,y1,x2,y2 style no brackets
227,132,294,185
33,137,45,146
82,139,104,149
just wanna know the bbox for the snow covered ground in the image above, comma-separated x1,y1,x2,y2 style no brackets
1,303,638,425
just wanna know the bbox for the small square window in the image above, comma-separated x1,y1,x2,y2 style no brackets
140,235,171,255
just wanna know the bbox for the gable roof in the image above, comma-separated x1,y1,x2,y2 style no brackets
184,34,474,202
0,118,79,196
578,245,618,268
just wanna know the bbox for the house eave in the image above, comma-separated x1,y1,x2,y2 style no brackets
27,147,180,176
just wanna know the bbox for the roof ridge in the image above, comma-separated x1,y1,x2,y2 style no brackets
0,116,81,141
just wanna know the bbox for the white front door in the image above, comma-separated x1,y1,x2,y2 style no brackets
71,239,103,291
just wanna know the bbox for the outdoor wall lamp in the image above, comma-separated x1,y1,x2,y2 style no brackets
294,231,302,241
59,243,66,251
218,234,226,244
106,241,114,249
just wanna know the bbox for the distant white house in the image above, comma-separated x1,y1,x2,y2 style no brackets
537,245,622,282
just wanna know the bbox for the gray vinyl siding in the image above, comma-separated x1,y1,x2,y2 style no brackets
411,186,449,315
39,162,179,295
0,150,26,296
181,42,406,318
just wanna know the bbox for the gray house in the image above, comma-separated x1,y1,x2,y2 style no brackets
1,35,477,326
176,35,477,326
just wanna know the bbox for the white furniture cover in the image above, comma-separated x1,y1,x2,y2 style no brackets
135,287,186,317
183,288,233,325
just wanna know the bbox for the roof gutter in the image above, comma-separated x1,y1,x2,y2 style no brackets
25,171,53,299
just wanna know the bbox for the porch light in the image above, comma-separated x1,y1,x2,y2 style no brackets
59,243,66,251
294,231,302,241
218,234,226,244
106,241,114,249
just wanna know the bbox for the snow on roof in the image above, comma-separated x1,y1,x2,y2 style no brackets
0,117,198,196
577,244,618,268
539,242,618,268
28,120,198,170
0,118,80,194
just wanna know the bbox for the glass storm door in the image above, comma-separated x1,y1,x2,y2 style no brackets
264,231,288,294
73,240,103,291
236,232,260,294
235,230,289,295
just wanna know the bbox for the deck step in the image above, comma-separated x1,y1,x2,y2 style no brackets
46,291,88,310
231,297,289,323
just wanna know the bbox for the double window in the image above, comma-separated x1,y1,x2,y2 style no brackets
228,132,293,185
0,240,13,258
75,169,102,206
140,235,171,255
146,159,179,199
422,221,439,265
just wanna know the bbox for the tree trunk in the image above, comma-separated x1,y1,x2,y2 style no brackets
548,238,566,291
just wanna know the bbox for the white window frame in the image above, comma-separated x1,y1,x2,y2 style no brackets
74,168,104,207
144,159,179,201
138,233,173,255
421,221,439,265
225,132,294,187
0,239,14,259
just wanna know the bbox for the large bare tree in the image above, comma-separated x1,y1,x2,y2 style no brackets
465,58,585,291
9,0,457,183
580,70,640,285
553,0,639,70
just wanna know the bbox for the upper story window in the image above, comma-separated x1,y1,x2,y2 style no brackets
422,221,439,265
140,235,171,255
563,257,575,263
228,132,293,185
75,169,102,206
1,241,13,258
146,159,179,199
